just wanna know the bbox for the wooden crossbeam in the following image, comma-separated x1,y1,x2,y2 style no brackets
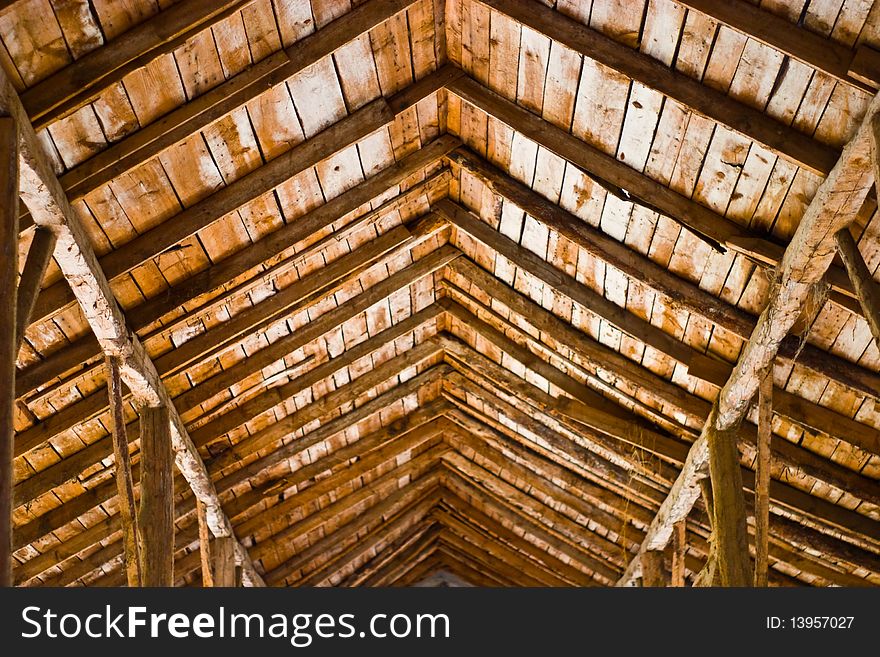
446,75,861,312
618,88,880,588
676,0,879,93
0,115,16,587
0,62,265,587
477,0,843,174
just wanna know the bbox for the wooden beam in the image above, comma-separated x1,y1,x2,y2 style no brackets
675,0,877,93
138,405,173,587
0,61,265,587
107,357,141,587
755,372,773,587
212,537,237,588
641,551,665,587
196,498,213,587
618,84,880,587
671,520,687,587
835,225,880,349
22,1,255,129
447,148,880,402
446,75,860,309
14,226,55,353
0,115,15,587
477,0,843,173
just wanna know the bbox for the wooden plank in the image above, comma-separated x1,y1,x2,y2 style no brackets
475,0,842,175
107,356,141,587
446,75,859,306
836,225,880,350
0,115,15,588
139,405,174,587
619,83,880,587
22,1,256,130
14,226,56,352
676,0,876,93
755,371,772,587
0,62,265,587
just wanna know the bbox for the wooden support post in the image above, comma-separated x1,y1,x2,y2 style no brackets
754,372,773,587
196,497,213,587
139,405,173,587
641,550,665,587
0,116,17,588
107,356,141,587
835,227,880,350
212,536,237,587
706,410,751,587
671,520,687,587
14,226,56,352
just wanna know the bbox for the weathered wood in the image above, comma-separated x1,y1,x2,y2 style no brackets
196,498,213,587
447,148,880,401
676,0,876,93
706,409,751,587
446,76,859,306
0,61,265,587
619,84,880,587
14,226,55,352
139,405,174,587
671,520,687,587
22,1,255,129
107,357,141,587
0,115,15,587
212,537,237,587
479,0,844,173
641,551,665,587
755,372,773,587
836,226,880,350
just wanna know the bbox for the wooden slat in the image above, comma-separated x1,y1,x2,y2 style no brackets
14,226,55,352
755,372,772,587
676,0,877,93
0,62,265,587
618,83,880,587
107,356,141,587
446,75,860,308
0,115,15,587
476,0,843,174
22,1,255,130
836,225,880,350
446,148,880,401
139,405,174,587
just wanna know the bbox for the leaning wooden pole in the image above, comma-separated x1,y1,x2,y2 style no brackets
671,520,687,587
14,226,56,352
213,536,237,587
0,116,17,587
754,371,773,586
107,356,141,587
835,227,880,350
139,405,174,586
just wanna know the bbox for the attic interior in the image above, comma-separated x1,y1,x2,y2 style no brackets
0,0,879,589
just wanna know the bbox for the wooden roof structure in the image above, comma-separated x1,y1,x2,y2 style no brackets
1,0,879,588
